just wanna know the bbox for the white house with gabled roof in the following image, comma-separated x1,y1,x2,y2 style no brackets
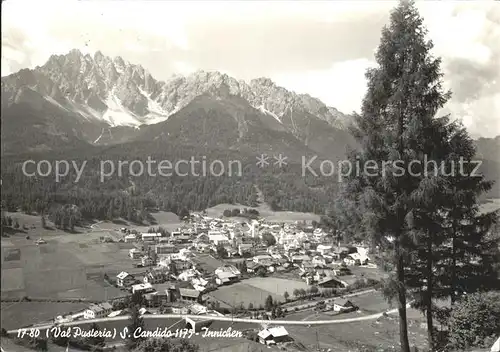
83,302,112,320
258,326,290,345
116,271,135,287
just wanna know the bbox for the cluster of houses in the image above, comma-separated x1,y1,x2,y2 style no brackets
117,212,376,295
113,259,243,303
52,212,376,332
314,297,358,313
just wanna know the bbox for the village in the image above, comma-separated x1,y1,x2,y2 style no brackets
41,210,383,348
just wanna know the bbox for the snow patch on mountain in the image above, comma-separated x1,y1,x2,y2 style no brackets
257,104,282,124
138,88,171,124
85,105,105,120
103,92,141,126
65,100,103,122
44,96,69,112
1,50,352,135
146,112,176,125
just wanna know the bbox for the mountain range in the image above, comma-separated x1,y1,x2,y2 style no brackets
1,49,498,200
1,49,354,160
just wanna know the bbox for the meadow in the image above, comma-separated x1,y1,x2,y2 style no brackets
204,203,320,223
207,277,309,308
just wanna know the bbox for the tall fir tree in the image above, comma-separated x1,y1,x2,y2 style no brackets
405,118,499,350
400,114,458,350
336,1,451,350
436,125,499,304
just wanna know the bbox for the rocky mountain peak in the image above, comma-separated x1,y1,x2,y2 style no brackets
94,50,104,60
113,56,126,68
1,48,352,130
250,77,275,87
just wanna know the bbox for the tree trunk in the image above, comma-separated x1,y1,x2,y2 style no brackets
395,101,410,352
396,243,411,352
450,219,457,306
426,235,434,351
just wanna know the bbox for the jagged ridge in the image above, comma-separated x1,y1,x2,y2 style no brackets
1,49,352,130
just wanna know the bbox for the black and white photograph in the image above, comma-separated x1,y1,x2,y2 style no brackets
1,0,499,351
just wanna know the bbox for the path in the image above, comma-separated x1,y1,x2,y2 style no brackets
6,302,412,335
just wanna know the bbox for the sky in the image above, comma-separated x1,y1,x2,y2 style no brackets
2,0,499,138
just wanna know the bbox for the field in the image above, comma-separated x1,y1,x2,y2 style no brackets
0,241,129,328
281,291,428,350
349,292,392,315
0,213,134,329
285,315,428,351
0,210,192,329
1,211,186,294
208,277,308,308
95,211,182,233
349,266,390,282
194,254,225,272
204,203,320,223
1,232,133,300
244,277,309,296
0,302,88,330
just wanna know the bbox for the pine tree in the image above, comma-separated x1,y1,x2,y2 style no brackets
68,215,74,232
28,336,48,351
107,202,114,221
0,205,6,226
264,295,274,311
53,212,61,228
131,338,199,352
86,322,105,348
276,304,283,318
435,128,499,304
240,260,247,273
310,286,319,296
336,1,451,350
447,291,500,350
400,115,455,349
126,305,145,350
168,262,178,276
178,207,190,220
41,214,47,229
271,307,277,319
403,119,499,350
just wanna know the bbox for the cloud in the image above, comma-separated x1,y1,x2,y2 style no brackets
272,59,377,114
420,2,500,137
1,26,33,74
172,61,197,75
124,41,148,53
1,0,389,77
